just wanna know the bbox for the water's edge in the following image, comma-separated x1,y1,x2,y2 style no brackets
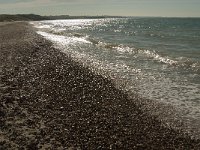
30,24,200,139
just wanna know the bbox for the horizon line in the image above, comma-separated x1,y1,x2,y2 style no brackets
0,13,200,18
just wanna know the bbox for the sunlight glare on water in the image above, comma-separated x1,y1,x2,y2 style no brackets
33,18,200,123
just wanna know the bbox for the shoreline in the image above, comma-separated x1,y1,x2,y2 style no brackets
0,22,199,149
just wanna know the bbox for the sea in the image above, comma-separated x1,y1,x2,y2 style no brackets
32,17,200,135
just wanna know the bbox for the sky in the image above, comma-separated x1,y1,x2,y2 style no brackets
0,0,199,17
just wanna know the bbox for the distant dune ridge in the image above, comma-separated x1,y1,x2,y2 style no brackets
0,14,123,22
0,14,47,21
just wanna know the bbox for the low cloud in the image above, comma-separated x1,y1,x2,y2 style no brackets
0,0,34,3
0,0,97,9
0,0,52,8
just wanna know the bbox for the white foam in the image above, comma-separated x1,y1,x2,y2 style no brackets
33,19,97,31
31,22,52,29
32,18,117,33
37,31,91,46
140,49,178,65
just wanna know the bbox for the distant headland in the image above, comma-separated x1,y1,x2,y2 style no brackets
0,14,124,22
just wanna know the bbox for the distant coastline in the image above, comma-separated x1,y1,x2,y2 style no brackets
0,14,124,22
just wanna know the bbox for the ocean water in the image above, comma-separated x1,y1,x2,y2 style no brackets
32,18,200,127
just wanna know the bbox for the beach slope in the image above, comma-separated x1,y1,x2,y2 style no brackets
0,22,199,149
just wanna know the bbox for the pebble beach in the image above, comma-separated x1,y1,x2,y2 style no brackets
0,22,200,149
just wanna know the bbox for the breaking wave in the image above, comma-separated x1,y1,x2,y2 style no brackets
32,18,200,129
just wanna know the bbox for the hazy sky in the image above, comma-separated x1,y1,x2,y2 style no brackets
0,0,199,17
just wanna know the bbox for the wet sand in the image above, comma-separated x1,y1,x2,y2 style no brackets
0,22,200,149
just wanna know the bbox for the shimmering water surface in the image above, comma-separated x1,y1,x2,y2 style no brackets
33,18,200,120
